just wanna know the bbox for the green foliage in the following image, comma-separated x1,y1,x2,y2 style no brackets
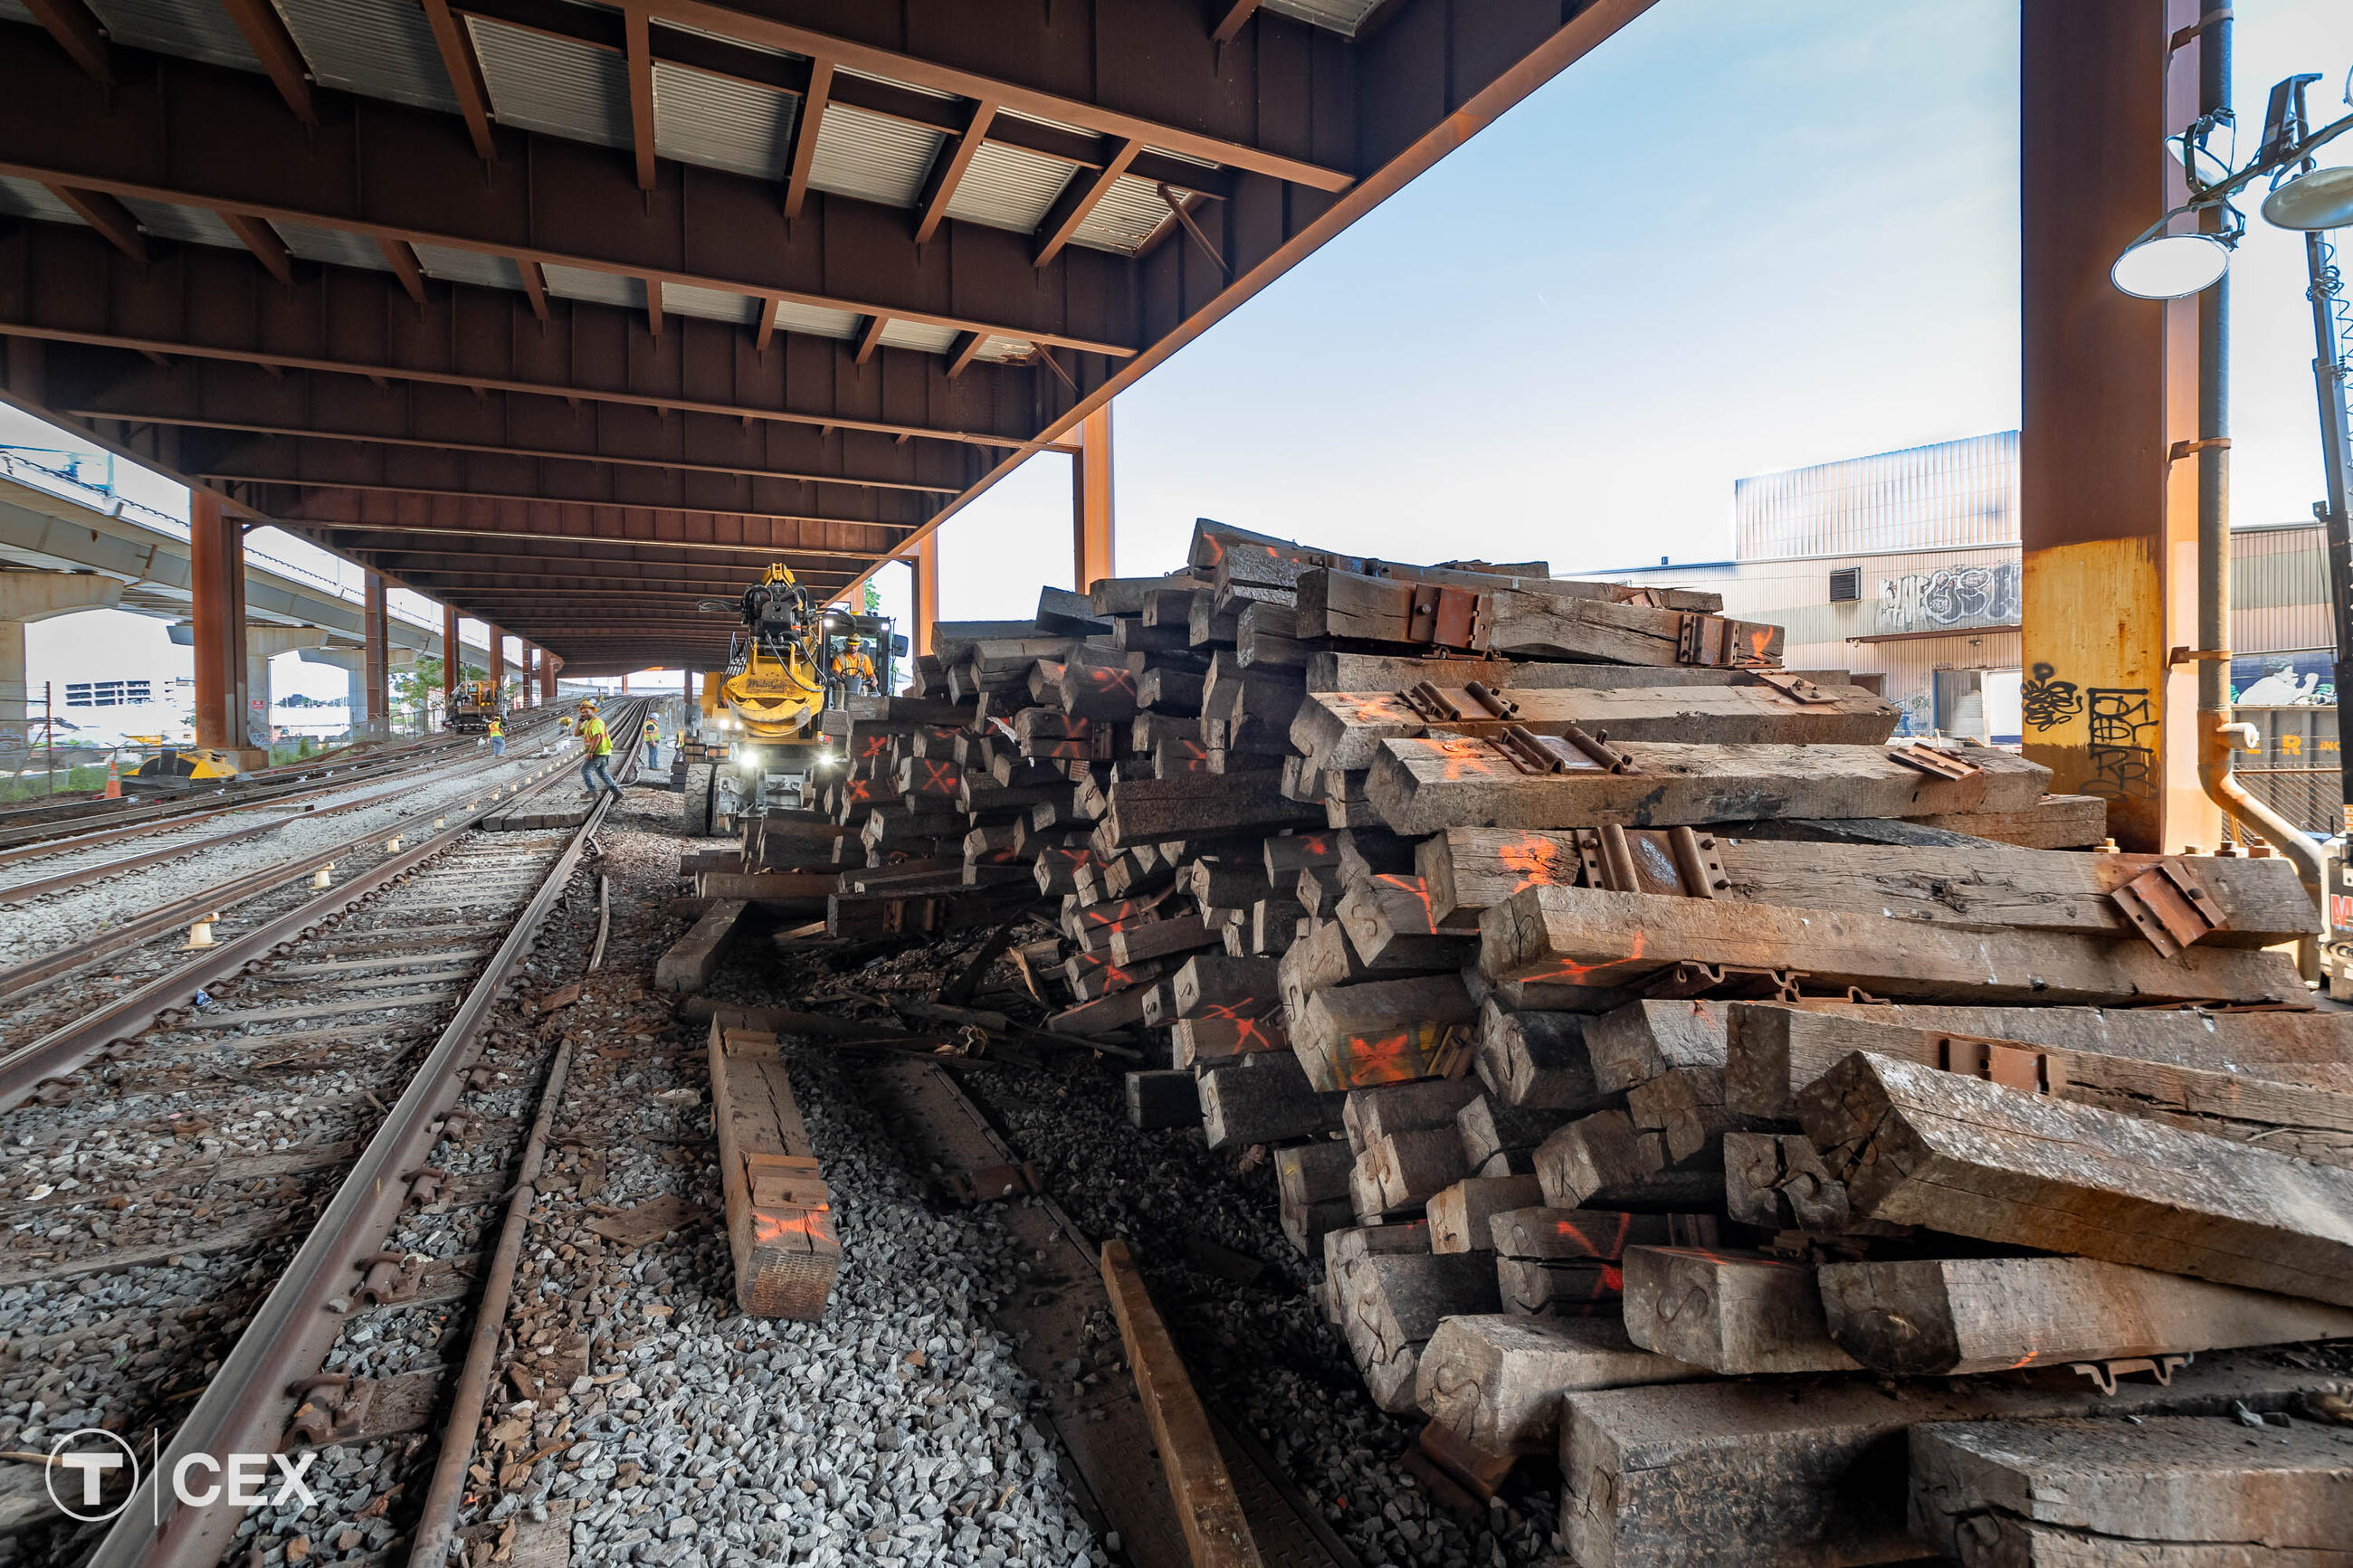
395,655,488,711
862,583,882,614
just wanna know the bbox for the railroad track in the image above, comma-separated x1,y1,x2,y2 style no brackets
0,713,564,882
0,726,519,855
0,701,651,1568
0,723,583,1056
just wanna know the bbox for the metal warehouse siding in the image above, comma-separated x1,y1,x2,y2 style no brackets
2233,524,2331,655
1734,431,2018,561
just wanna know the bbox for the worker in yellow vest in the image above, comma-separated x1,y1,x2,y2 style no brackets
578,702,620,799
643,716,662,770
832,636,877,696
486,714,506,758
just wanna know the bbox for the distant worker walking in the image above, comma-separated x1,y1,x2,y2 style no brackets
577,702,621,800
643,716,662,769
833,636,877,696
487,715,506,757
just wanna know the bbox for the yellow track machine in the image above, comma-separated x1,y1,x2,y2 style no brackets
697,565,896,813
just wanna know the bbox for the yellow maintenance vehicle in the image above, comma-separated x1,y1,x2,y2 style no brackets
448,678,502,735
696,565,897,813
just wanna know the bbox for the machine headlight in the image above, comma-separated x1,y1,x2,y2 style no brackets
741,748,760,767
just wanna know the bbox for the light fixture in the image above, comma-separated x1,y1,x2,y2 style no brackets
2110,231,2234,299
2262,165,2353,231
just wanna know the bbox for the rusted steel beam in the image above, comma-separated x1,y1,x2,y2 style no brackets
377,238,429,304
271,484,912,558
0,43,1138,358
185,432,945,528
1035,139,1143,268
0,226,1035,450
43,186,144,261
217,0,319,124
827,0,1661,606
451,0,1237,200
310,532,870,572
2020,0,2213,853
914,98,996,245
221,214,293,285
17,0,110,83
624,6,659,192
1210,0,1264,45
783,56,832,221
420,0,496,159
613,0,1348,192
62,405,971,497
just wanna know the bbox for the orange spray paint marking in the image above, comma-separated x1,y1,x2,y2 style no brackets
1498,835,1572,894
1375,873,1440,933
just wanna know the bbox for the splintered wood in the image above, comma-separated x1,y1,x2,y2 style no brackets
707,1023,838,1319
849,517,2353,1568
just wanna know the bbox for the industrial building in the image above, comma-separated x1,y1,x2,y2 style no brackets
0,5,2349,1568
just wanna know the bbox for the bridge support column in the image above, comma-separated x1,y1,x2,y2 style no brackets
188,491,260,765
487,623,505,705
542,652,557,706
361,573,389,742
441,603,461,719
2020,0,2216,852
1072,403,1114,595
910,533,938,657
0,572,123,749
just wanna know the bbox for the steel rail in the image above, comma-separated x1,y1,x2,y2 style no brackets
0,736,571,1002
0,745,584,1108
0,750,537,905
85,700,651,1568
405,1035,575,1568
0,732,490,848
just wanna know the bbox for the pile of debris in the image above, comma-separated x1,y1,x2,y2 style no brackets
791,519,2353,1564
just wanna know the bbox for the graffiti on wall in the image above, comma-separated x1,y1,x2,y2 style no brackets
2019,662,2083,731
1878,561,2021,634
2085,687,2158,803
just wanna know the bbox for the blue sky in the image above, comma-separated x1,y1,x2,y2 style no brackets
900,0,2353,632
6,0,2352,681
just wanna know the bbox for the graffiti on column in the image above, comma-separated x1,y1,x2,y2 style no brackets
2085,688,2157,803
2019,662,2082,731
1879,560,2021,633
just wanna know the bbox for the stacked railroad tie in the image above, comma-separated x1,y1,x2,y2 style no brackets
824,517,2353,1565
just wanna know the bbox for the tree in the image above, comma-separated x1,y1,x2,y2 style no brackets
395,656,486,713
862,583,882,615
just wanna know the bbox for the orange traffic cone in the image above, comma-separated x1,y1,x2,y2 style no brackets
102,755,121,800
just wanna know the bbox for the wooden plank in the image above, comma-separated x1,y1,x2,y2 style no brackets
1472,1003,1604,1112
1101,773,1322,847
707,1025,838,1319
1334,873,1480,971
1110,914,1222,966
654,898,748,994
1099,1239,1264,1568
1621,1248,1861,1375
1798,1050,2353,1307
1196,1055,1340,1148
1417,827,2313,944
1294,684,1898,774
1334,1250,1500,1413
1305,653,1824,694
1558,1354,2335,1568
1907,793,2110,848
696,871,840,900
1819,1255,2353,1377
1532,1110,1722,1212
1728,1004,2353,1165
1296,567,1782,665
1427,1174,1543,1252
1754,1000,2353,1103
1416,1316,1707,1456
1292,974,1480,1089
1344,1078,1485,1152
1910,1417,2353,1563
1479,885,2304,1007
1720,1131,1890,1237
1369,737,2049,836
1125,1069,1203,1130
